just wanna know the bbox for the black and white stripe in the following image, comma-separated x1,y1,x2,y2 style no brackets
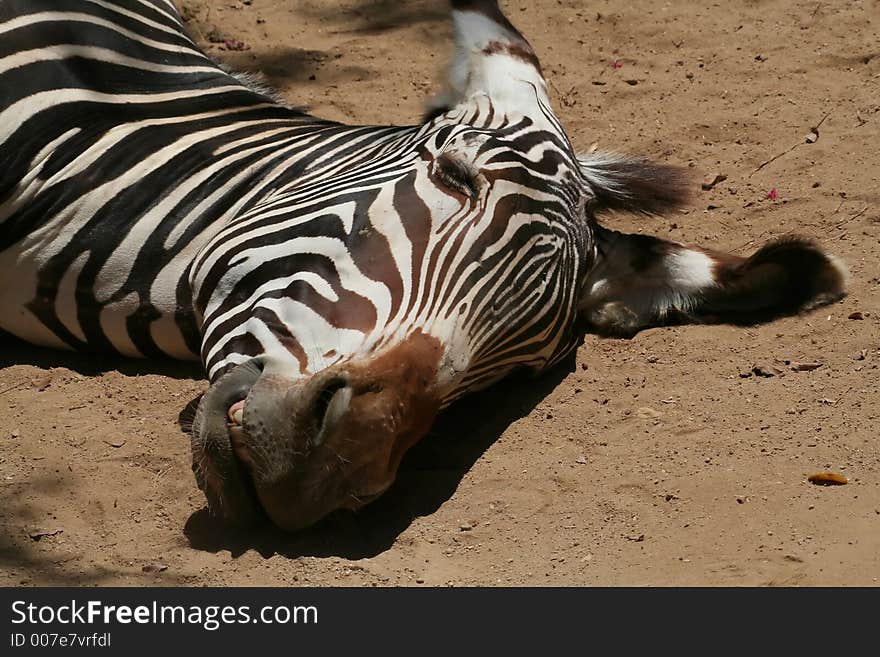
0,0,592,405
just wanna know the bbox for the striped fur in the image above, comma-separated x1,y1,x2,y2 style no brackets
0,0,587,404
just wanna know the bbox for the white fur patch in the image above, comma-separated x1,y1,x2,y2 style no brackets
441,10,549,118
588,278,608,297
826,253,850,288
665,249,715,290
452,11,515,54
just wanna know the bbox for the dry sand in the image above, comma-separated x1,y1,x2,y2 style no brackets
1,0,878,586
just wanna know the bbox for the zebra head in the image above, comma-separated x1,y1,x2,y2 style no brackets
190,0,846,530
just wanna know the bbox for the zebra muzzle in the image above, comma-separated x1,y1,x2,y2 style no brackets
191,332,447,531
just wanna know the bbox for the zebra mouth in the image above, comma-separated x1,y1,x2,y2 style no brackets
190,360,266,527
226,399,255,473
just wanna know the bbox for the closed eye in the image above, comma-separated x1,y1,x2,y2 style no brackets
434,154,479,198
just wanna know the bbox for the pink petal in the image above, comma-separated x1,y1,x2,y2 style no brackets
610,59,623,69
766,188,778,200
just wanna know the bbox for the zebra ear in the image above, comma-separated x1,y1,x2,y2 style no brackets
425,0,549,120
579,225,848,337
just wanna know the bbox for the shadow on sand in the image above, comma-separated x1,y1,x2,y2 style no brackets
295,0,447,35
0,333,203,381
1,332,574,562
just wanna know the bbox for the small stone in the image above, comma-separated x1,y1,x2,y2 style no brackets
459,523,473,532
142,562,169,574
752,363,783,377
636,407,663,420
792,362,822,372
701,173,727,191
223,39,249,51
29,528,63,541
848,311,864,320
32,373,52,391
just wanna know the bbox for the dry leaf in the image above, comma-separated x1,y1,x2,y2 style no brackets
807,472,848,486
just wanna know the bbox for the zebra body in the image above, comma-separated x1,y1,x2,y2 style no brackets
1,1,583,393
0,0,846,530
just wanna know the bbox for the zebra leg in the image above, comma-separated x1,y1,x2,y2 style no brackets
579,224,848,337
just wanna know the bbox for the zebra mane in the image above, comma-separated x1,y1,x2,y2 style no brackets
216,65,293,109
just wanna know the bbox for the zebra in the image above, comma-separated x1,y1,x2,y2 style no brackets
0,0,847,531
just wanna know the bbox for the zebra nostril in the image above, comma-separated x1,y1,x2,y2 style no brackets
311,377,352,446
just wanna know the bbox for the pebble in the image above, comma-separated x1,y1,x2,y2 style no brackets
32,373,52,391
142,562,169,574
701,173,727,191
750,363,784,378
636,407,663,419
792,362,823,372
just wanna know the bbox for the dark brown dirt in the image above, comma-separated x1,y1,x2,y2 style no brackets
1,0,878,586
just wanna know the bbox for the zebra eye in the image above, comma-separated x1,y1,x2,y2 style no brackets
434,154,479,198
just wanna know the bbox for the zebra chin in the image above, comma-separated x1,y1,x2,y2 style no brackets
189,332,445,531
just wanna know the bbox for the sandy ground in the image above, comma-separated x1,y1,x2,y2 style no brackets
1,0,879,586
